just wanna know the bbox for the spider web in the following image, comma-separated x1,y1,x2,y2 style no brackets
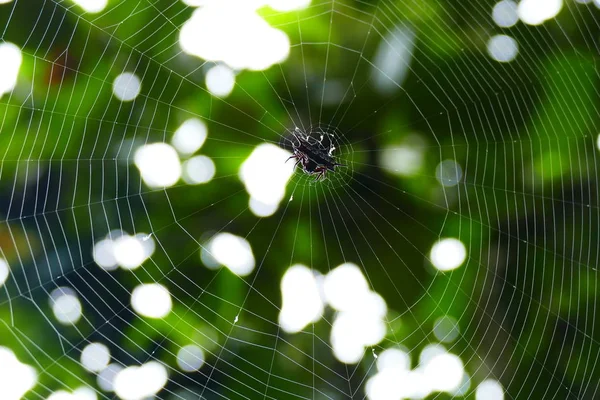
0,0,598,399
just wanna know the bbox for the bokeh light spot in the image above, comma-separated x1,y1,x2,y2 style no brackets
131,284,172,319
182,155,215,184
0,258,9,287
430,238,467,271
206,64,236,98
177,345,205,372
112,72,141,102
518,0,562,25
279,265,324,333
81,343,111,373
0,347,37,400
487,34,518,62
172,118,208,156
134,143,182,188
50,287,83,325
209,233,255,276
0,42,22,98
476,379,505,400
492,0,518,27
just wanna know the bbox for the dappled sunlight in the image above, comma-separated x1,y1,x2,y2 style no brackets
93,231,155,271
134,143,182,188
0,42,22,98
487,35,519,63
81,343,111,373
131,284,173,319
71,0,107,13
171,118,208,156
47,387,97,400
278,264,324,333
240,143,294,216
0,347,37,400
205,64,236,97
477,379,505,400
492,0,518,27
430,238,467,271
182,155,216,184
518,0,562,25
367,344,465,400
112,72,141,102
177,345,206,372
50,287,83,325
113,362,168,400
180,1,290,71
208,232,255,276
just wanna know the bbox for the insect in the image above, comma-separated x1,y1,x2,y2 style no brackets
286,129,344,181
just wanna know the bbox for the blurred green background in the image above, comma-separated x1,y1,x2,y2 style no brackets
0,0,599,399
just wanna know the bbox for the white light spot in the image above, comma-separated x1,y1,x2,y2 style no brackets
182,155,215,185
518,0,562,25
423,352,464,392
209,233,255,276
419,343,447,366
172,118,207,155
323,263,369,311
205,64,235,98
487,35,518,62
330,307,387,364
113,235,146,270
0,347,37,400
112,72,141,102
435,159,462,187
51,288,83,325
372,25,415,94
180,3,290,71
97,364,122,392
0,0,13,4
47,387,97,400
72,0,107,13
177,345,205,372
380,145,423,177
330,318,365,364
134,143,182,188
135,233,155,258
433,316,460,343
376,348,410,372
492,0,518,27
81,343,110,373
249,197,278,217
430,238,467,271
93,239,117,271
267,0,311,11
113,362,168,400
477,379,505,400
74,387,97,400
201,243,220,270
366,368,408,400
278,265,324,333
240,143,294,209
131,284,172,319
0,258,9,287
181,0,207,5
0,42,22,98
453,373,472,396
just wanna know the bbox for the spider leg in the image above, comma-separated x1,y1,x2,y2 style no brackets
313,166,327,181
285,154,298,163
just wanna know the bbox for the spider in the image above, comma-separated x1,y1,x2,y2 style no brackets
285,129,344,181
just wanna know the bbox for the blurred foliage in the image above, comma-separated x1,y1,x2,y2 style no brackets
1,0,600,399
